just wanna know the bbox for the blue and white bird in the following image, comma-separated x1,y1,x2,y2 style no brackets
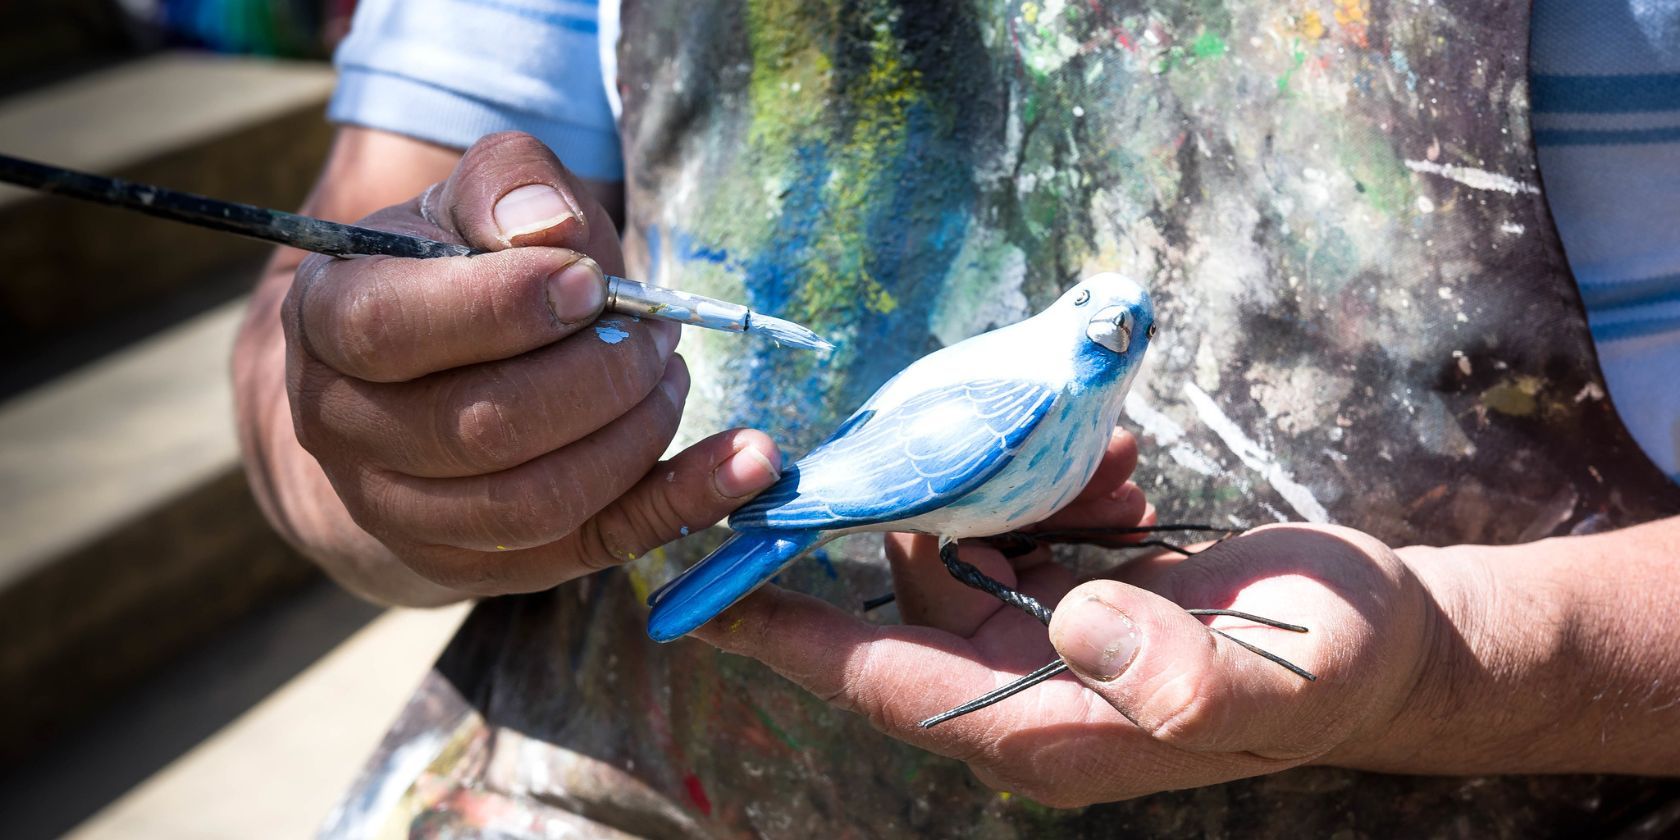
648,273,1156,642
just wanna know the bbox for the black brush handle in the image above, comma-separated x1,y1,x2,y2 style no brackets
0,153,474,260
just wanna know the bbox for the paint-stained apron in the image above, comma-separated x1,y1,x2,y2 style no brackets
322,1,1680,837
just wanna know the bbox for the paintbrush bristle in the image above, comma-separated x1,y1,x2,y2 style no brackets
746,313,836,353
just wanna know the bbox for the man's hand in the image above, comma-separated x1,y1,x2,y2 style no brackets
252,131,781,600
692,434,1441,806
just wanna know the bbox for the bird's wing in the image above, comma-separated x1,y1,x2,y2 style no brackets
730,379,1058,530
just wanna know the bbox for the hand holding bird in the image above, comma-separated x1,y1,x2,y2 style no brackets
649,273,1159,642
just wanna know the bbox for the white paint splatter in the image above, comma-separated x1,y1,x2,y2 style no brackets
1124,394,1224,477
1404,160,1539,196
595,321,630,344
318,729,450,840
1499,221,1526,235
1181,383,1331,523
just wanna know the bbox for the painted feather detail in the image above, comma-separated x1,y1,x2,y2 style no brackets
729,380,1058,530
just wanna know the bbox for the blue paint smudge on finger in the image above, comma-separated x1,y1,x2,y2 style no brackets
596,321,630,344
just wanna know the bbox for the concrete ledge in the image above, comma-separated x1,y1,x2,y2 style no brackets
0,52,334,352
0,297,315,764
0,471,316,766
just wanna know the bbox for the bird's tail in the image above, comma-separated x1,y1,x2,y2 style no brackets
647,529,819,643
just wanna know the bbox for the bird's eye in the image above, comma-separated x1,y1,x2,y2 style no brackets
1147,323,1158,339
1073,289,1090,306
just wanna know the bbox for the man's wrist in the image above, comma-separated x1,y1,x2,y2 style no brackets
1317,543,1503,772
1320,531,1678,776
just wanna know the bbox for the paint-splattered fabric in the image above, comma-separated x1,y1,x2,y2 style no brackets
321,1,1680,837
1532,0,1680,482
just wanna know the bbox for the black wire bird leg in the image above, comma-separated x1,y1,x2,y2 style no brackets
862,524,1232,613
917,536,1316,730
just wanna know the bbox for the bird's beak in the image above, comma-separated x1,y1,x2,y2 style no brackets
1087,305,1135,354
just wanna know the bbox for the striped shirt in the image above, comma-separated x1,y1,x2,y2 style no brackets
1533,0,1680,482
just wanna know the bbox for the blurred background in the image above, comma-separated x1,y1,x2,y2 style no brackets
0,2,467,836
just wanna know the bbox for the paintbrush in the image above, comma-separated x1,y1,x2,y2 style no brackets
0,153,833,352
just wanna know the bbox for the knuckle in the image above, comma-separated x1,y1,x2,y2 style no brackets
337,464,400,538
472,130,543,160
570,516,635,571
1141,670,1224,751
439,377,525,471
479,482,567,547
332,280,399,377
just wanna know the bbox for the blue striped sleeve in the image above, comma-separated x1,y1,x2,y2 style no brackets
1532,0,1680,482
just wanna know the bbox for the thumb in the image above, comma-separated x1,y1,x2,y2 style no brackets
1048,580,1315,757
428,132,619,261
567,427,783,570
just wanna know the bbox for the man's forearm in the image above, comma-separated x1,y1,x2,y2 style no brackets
1347,517,1680,775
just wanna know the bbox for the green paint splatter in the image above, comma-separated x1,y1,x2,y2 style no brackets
1334,123,1412,215
1277,46,1306,93
751,703,803,751
1191,31,1227,59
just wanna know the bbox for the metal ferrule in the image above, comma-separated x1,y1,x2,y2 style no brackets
606,275,751,333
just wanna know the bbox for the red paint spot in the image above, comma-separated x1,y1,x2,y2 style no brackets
683,773,712,817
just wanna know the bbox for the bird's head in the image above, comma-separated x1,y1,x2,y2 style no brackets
1045,273,1155,383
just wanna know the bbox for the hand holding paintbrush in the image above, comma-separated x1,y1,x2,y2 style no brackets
14,132,796,599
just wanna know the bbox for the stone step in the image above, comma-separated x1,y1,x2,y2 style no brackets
0,52,339,762
0,51,335,358
0,294,320,766
0,578,466,840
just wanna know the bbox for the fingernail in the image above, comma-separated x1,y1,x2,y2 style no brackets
494,183,573,240
1054,595,1140,681
547,258,605,324
714,446,781,499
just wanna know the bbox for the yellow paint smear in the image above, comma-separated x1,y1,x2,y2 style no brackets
1298,10,1325,39
1482,376,1543,417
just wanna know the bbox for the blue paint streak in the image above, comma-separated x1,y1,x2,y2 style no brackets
1590,312,1680,343
1577,272,1680,311
1534,126,1680,147
1532,72,1680,114
454,0,598,34
654,100,980,449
